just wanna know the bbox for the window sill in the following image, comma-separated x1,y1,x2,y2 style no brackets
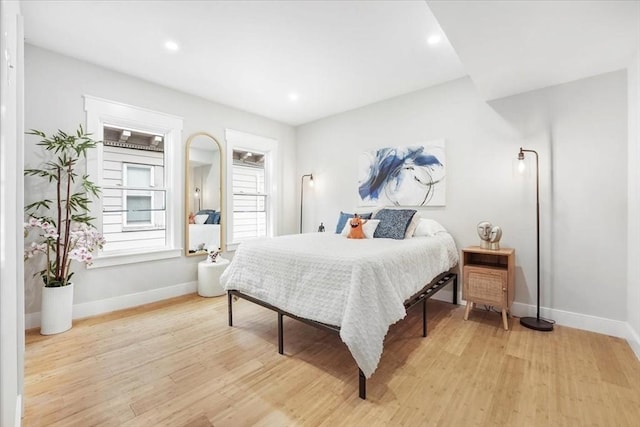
87,248,182,269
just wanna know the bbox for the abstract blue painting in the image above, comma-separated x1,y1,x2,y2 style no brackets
357,140,446,206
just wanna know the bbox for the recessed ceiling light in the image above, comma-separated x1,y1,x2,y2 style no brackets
427,35,441,45
289,93,299,101
164,40,179,51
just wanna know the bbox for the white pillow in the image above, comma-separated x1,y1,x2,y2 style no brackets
342,219,380,239
404,213,421,239
413,218,447,237
195,214,208,225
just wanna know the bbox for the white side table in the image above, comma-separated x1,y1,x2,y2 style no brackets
197,258,230,297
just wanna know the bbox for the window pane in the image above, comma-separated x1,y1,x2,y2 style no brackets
126,195,152,223
102,187,166,251
232,156,267,242
127,166,151,187
233,194,265,212
102,125,166,251
233,211,267,243
232,194,266,242
103,188,166,213
233,165,264,194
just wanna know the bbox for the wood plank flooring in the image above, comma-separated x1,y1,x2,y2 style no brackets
23,294,640,426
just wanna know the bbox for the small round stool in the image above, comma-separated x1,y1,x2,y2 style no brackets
197,258,230,297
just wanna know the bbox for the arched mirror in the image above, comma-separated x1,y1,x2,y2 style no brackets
185,132,223,256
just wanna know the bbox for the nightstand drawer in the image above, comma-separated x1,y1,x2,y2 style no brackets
463,265,507,306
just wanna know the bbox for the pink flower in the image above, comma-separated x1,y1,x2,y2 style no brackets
24,217,106,272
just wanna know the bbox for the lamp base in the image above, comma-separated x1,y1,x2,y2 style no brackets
520,316,554,332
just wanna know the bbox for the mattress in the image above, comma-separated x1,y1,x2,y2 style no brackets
220,232,458,377
188,224,220,252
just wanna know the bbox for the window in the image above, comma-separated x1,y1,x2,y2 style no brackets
85,96,183,267
101,126,167,251
123,164,153,225
225,129,278,250
232,151,267,242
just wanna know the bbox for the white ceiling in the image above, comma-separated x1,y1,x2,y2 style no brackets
21,0,466,126
20,1,640,126
428,0,640,101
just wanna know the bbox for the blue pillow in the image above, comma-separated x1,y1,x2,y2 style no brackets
335,211,373,234
212,211,221,224
373,209,417,239
197,209,217,224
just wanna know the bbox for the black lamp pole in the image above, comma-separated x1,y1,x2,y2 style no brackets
300,173,313,233
518,147,553,332
195,187,201,212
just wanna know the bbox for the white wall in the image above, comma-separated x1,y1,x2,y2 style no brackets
490,71,627,323
296,72,628,330
1,1,24,424
628,49,640,357
24,45,296,318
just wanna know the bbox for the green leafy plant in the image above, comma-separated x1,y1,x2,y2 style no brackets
24,126,105,287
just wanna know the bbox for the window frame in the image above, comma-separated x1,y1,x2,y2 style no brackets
84,95,183,267
225,129,278,251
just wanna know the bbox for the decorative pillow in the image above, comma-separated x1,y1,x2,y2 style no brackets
413,218,447,237
404,212,421,239
335,211,373,234
195,214,208,225
373,208,417,239
197,209,217,224
212,211,221,225
341,219,380,239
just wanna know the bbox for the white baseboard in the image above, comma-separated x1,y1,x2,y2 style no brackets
626,323,640,361
15,394,21,427
25,281,196,330
510,302,629,339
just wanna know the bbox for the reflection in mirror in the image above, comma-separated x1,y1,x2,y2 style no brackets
185,133,223,256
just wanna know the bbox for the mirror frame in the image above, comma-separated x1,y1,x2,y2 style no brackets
185,132,224,257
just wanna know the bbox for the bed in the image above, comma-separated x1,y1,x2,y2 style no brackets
188,224,220,253
221,230,459,399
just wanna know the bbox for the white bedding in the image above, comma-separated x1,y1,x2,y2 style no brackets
188,224,220,252
220,232,459,378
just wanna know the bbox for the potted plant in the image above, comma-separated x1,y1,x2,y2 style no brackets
24,126,105,335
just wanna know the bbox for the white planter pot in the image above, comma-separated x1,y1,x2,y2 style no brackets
40,282,74,335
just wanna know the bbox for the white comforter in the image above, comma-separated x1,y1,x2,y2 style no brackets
220,232,458,378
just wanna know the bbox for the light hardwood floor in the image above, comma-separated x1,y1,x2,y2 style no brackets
24,294,640,426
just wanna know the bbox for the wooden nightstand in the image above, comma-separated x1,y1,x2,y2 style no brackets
461,246,515,330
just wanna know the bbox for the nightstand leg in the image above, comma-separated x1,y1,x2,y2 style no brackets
464,301,472,320
501,309,509,331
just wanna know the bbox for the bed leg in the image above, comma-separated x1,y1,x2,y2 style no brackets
453,274,458,306
228,292,233,327
422,297,427,337
278,313,284,355
359,368,366,400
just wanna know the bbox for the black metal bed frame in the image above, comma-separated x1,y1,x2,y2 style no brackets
227,271,457,400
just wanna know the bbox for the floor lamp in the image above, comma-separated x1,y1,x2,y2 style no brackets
300,173,313,233
517,147,553,332
194,187,201,212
